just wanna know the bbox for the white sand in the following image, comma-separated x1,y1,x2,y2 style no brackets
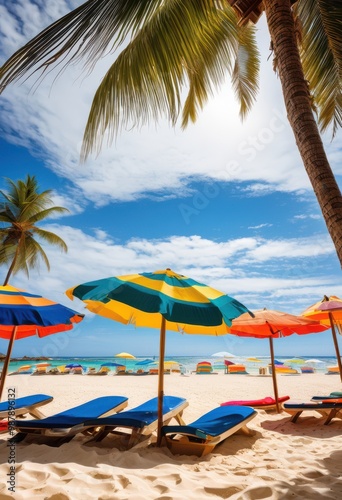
1,372,342,499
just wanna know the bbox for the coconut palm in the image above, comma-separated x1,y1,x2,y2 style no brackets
0,1,341,262
0,175,69,285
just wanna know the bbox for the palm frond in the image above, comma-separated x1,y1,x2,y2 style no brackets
181,6,240,127
0,205,16,223
0,0,174,91
0,176,68,280
27,206,69,224
0,240,16,266
231,23,259,120
81,1,237,158
31,228,68,252
23,237,50,271
295,0,342,136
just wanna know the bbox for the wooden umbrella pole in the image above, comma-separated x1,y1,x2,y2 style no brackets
0,326,17,401
269,336,280,413
329,313,342,383
157,316,166,446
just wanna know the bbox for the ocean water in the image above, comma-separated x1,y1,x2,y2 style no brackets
1,355,338,375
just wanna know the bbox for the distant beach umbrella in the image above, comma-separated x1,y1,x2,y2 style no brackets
224,359,235,366
302,295,342,381
66,268,251,445
230,308,329,412
0,285,84,400
285,358,306,364
114,352,136,367
211,351,236,358
114,352,136,359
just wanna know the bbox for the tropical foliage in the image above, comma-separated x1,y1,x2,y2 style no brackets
0,0,341,262
0,175,68,284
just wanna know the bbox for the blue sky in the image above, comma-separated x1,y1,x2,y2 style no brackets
0,1,341,359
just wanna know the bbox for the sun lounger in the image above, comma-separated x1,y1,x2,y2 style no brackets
0,394,53,420
311,392,342,401
283,400,342,424
31,367,48,375
0,394,53,433
161,405,257,457
325,366,340,375
226,364,248,374
87,366,110,375
48,365,71,374
8,365,33,375
195,361,218,374
300,366,315,374
220,396,290,411
84,395,189,449
13,395,128,443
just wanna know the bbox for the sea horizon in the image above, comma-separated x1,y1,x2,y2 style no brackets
2,354,338,375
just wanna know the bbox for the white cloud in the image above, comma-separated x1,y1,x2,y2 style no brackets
242,236,334,263
1,1,341,209
6,226,339,315
293,214,321,220
248,223,273,229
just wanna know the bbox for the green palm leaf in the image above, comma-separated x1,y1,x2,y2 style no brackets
295,0,342,136
0,175,68,283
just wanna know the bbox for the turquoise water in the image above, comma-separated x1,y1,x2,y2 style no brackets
1,355,338,375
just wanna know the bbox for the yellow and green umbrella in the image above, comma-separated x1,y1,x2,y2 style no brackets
66,268,251,445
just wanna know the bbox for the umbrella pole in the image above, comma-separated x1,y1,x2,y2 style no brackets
0,326,17,401
329,313,342,383
157,316,166,446
269,337,280,413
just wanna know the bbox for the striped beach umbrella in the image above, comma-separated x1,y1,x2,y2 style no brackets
0,285,84,400
230,308,329,412
66,268,251,445
302,295,342,381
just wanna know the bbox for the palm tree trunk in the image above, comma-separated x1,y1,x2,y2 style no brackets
3,243,21,286
264,0,342,267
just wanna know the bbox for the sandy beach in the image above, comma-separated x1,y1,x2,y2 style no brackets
0,371,341,499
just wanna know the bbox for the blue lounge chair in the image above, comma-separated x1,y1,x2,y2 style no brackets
161,405,257,457
84,395,189,449
0,394,53,420
283,400,342,425
13,395,128,443
311,391,342,401
0,394,54,433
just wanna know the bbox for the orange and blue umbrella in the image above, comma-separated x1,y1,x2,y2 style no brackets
0,285,84,400
66,268,251,444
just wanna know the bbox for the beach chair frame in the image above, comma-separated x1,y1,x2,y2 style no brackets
283,401,342,425
86,396,189,449
162,406,257,457
13,396,128,443
0,394,53,421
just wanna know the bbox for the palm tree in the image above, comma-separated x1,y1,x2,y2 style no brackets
0,1,341,262
0,175,69,285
